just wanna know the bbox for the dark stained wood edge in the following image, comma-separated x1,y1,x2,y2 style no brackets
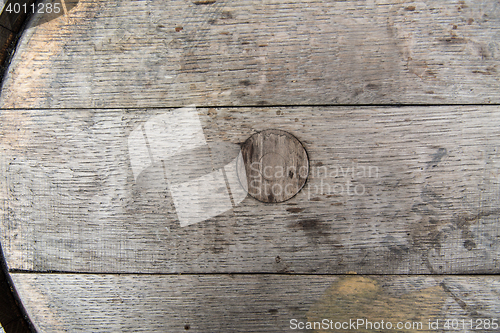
0,2,38,330
0,245,36,333
0,0,38,87
0,3,39,329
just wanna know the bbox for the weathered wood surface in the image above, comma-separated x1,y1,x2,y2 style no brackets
1,1,500,332
1,106,500,274
240,129,309,203
9,274,500,333
1,0,500,108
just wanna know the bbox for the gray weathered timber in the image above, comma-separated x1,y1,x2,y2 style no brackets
1,106,499,274
240,129,309,203
1,0,500,108
10,274,500,333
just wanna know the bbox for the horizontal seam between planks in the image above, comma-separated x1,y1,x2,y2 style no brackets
8,270,500,277
1,103,500,111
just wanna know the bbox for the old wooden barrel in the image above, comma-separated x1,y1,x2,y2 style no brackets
1,0,500,332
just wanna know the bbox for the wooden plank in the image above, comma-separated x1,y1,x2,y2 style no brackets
9,273,500,333
1,106,500,274
240,129,309,203
1,0,500,108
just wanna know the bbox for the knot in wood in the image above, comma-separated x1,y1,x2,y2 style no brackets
239,129,309,203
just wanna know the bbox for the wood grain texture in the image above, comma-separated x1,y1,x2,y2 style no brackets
1,0,500,108
240,129,309,203
1,106,500,274
9,274,500,333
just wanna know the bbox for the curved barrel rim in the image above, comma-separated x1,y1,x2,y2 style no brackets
0,1,40,332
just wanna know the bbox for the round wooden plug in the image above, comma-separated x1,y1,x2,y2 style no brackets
238,129,309,203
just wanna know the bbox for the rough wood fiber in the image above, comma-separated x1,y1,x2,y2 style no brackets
1,0,500,108
1,106,500,274
1,1,500,331
240,129,309,203
10,274,500,333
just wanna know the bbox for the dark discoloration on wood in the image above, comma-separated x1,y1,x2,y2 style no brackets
240,129,309,203
193,0,217,4
286,207,304,213
426,147,447,169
